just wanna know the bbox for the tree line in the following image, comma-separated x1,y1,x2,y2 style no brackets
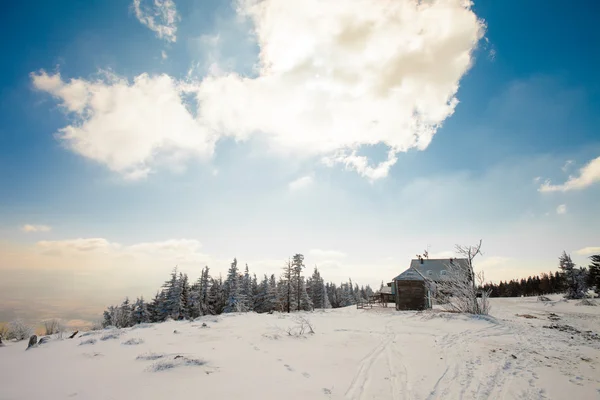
102,254,374,328
482,252,600,299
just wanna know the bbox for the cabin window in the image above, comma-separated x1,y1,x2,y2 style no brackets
427,270,433,276
440,270,447,276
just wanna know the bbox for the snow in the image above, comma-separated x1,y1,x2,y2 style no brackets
1,295,599,399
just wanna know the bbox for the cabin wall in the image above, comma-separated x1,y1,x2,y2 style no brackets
395,280,429,310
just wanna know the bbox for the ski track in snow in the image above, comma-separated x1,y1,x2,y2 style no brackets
1,296,599,399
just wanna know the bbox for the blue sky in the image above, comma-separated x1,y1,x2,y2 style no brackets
1,0,599,323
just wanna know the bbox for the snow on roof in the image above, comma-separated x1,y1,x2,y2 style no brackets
393,258,470,281
410,258,469,281
393,267,427,281
380,286,392,294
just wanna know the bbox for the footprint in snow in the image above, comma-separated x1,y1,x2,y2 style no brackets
284,364,294,372
302,372,311,378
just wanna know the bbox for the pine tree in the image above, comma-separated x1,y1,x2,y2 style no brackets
132,297,150,324
298,277,313,311
200,266,211,315
323,283,332,308
180,273,191,320
282,259,293,313
292,254,305,312
559,251,586,299
224,259,245,313
588,255,600,294
162,267,183,319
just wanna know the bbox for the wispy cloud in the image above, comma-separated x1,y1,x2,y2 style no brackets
575,247,600,256
132,0,178,42
556,204,567,214
288,176,313,191
21,224,51,233
309,249,347,259
539,156,600,192
561,159,574,172
33,0,485,181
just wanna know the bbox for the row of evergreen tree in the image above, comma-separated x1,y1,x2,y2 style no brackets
482,253,600,298
102,254,374,328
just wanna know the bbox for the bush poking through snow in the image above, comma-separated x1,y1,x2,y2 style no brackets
100,331,123,341
7,319,33,341
80,338,97,345
538,296,552,302
122,338,144,345
43,319,64,335
575,299,597,307
136,352,166,361
131,323,153,330
284,316,315,337
147,356,206,372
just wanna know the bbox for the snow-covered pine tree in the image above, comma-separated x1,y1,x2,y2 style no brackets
102,306,114,328
147,292,161,322
309,266,324,308
224,259,245,312
323,283,332,308
559,251,586,299
282,259,293,313
251,273,259,312
132,297,150,324
292,254,305,312
199,266,211,315
207,276,224,315
189,278,202,320
117,297,133,327
241,264,252,311
253,275,269,313
180,272,191,320
267,274,278,312
299,277,313,311
162,267,183,319
588,254,600,294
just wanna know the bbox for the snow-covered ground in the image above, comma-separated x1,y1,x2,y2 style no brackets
1,295,599,399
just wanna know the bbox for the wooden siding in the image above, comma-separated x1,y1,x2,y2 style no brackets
395,280,429,311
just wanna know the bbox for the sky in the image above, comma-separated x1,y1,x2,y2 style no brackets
1,0,599,325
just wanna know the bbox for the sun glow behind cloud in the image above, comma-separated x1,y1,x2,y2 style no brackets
32,0,485,181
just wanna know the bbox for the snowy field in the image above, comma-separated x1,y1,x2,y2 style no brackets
1,295,599,400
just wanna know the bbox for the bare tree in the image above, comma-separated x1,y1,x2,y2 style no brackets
435,240,490,315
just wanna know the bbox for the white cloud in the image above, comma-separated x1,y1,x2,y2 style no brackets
31,70,215,179
132,0,178,42
21,224,51,233
539,156,600,192
34,237,210,264
33,0,484,181
309,249,347,259
288,175,313,191
161,50,168,60
36,238,117,254
575,247,600,256
556,204,567,215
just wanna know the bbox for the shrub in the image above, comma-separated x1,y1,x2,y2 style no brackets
43,319,65,335
7,319,33,341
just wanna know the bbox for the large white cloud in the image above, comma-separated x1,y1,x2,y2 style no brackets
31,71,216,179
33,0,485,180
